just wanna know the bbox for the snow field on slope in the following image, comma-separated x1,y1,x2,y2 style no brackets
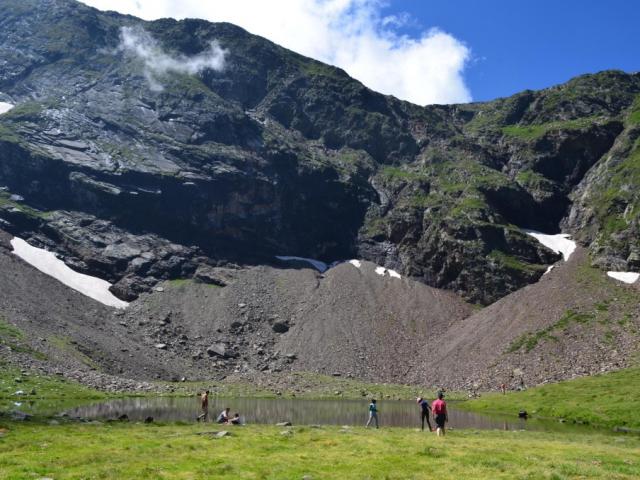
606,271,640,284
0,102,14,114
524,230,577,261
524,230,638,284
10,237,129,309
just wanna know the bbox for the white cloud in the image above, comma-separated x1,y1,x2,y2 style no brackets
81,0,471,105
119,26,226,91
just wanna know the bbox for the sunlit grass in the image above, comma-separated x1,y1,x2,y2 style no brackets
1,422,639,479
463,367,640,429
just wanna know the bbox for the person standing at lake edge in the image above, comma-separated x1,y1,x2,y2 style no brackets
365,399,379,428
432,392,448,436
197,390,209,422
417,397,432,431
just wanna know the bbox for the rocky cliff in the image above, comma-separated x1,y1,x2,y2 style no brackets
1,0,639,304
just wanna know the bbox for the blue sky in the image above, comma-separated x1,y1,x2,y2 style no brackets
388,0,640,101
82,0,638,105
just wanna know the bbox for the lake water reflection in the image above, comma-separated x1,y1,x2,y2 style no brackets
66,397,557,431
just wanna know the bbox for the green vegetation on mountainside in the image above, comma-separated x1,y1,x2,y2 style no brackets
1,0,640,304
463,368,640,429
0,318,46,360
501,116,605,140
506,262,639,354
590,136,640,240
0,191,50,219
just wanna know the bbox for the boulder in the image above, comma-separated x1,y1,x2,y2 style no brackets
10,411,32,421
193,265,236,286
207,343,227,358
272,321,289,333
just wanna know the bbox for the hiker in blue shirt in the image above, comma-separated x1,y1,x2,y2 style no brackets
416,397,433,431
365,399,379,428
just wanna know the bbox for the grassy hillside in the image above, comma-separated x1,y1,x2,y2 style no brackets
462,368,640,429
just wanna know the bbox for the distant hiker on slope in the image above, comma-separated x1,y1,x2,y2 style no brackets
432,392,448,436
217,407,231,424
417,397,432,431
197,390,209,422
365,399,379,429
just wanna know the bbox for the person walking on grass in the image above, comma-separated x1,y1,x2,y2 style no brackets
365,399,379,428
417,397,432,431
197,390,209,422
432,392,448,436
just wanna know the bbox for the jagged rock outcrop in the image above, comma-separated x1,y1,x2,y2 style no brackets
0,0,639,303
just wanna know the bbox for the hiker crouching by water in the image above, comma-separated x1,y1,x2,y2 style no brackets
365,399,379,428
197,390,209,422
217,407,231,424
432,392,448,436
417,397,432,431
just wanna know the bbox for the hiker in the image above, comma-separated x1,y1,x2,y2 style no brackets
500,383,506,395
216,407,231,424
417,397,432,431
365,399,379,428
432,392,448,436
197,390,209,422
230,413,242,425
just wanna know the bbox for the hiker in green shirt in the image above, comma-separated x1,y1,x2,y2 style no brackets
365,399,379,428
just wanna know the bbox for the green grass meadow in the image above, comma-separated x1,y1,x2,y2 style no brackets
1,422,639,480
463,368,640,429
2,367,640,479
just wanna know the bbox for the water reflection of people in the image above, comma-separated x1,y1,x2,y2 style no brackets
197,391,210,422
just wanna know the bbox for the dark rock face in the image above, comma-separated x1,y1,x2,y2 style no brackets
0,0,639,303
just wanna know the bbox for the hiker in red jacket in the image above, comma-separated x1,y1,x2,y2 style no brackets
432,392,448,436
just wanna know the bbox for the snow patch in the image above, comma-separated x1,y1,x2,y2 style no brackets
0,102,14,115
388,269,402,279
275,256,327,273
544,265,555,275
276,256,401,279
607,271,639,284
524,230,576,261
10,237,129,309
374,266,402,279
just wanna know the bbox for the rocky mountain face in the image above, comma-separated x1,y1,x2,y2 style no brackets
1,0,639,304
